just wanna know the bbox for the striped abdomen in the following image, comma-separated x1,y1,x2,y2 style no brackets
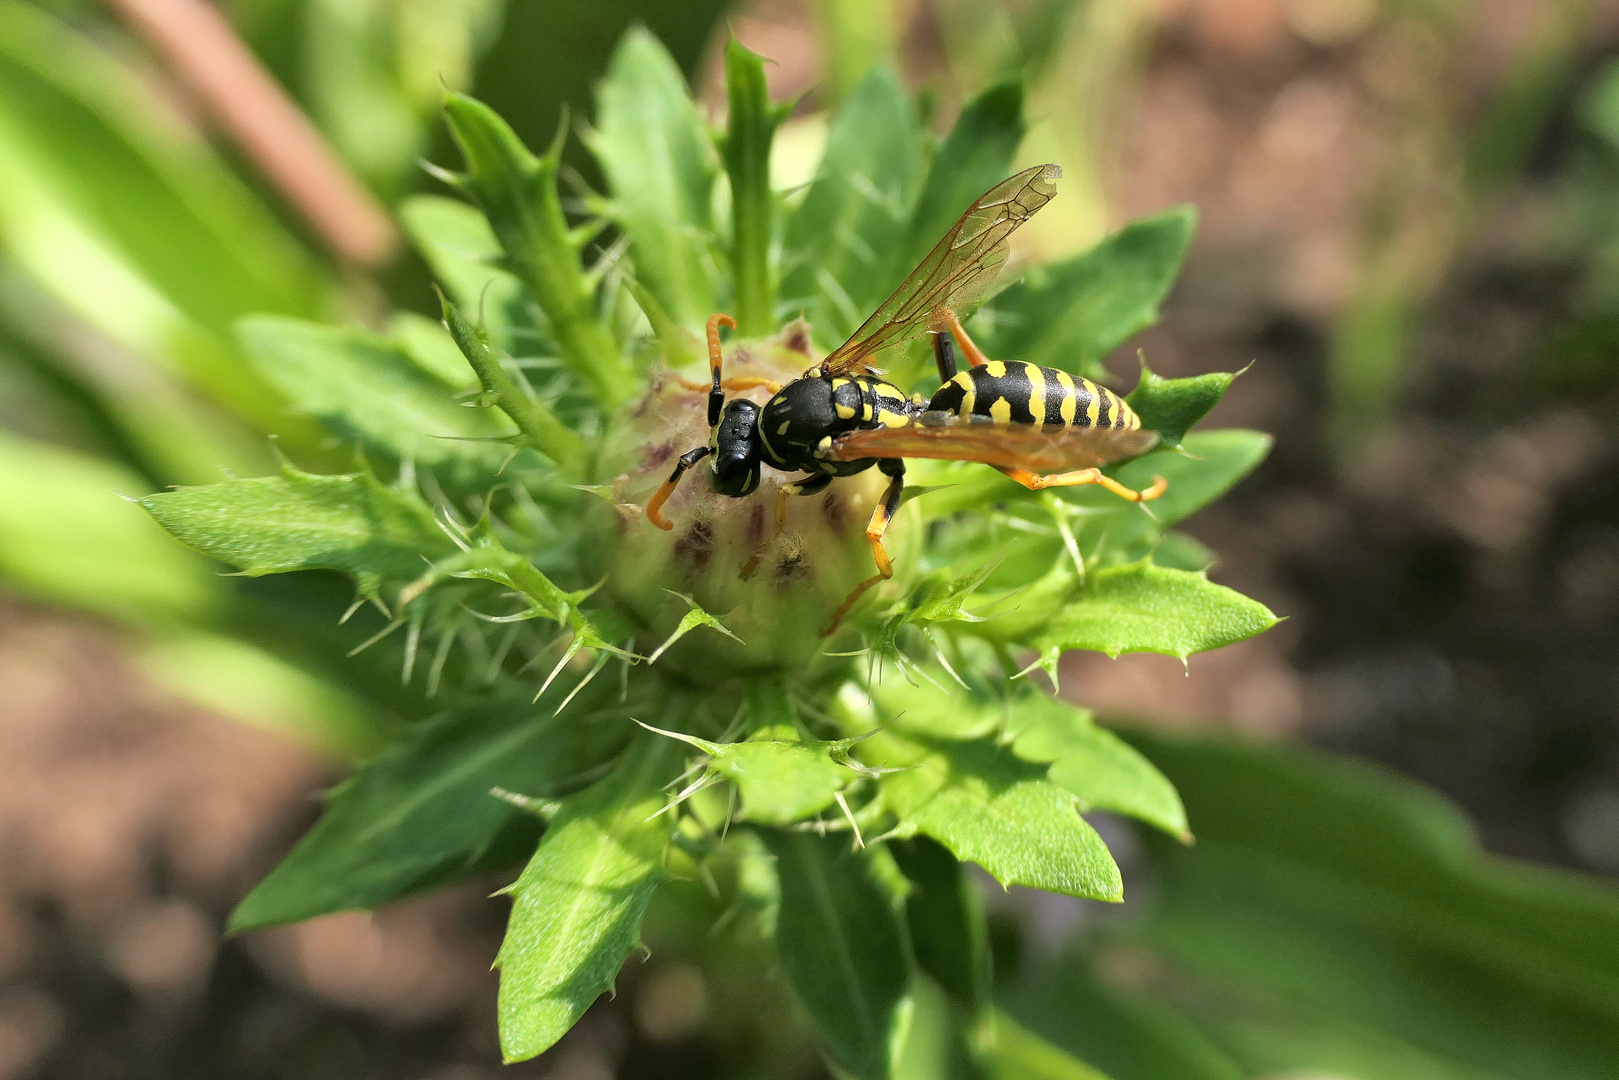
927,360,1139,431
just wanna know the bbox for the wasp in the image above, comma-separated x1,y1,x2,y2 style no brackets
645,164,1167,632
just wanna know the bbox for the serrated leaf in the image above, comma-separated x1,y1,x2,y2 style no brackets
983,208,1196,382
763,828,914,1080
441,92,630,407
1005,695,1188,840
238,316,510,474
986,561,1278,661
902,80,1025,275
890,836,990,1011
645,725,855,826
589,27,718,327
230,694,629,931
496,736,679,1063
1125,358,1236,449
781,67,923,347
140,466,454,598
872,732,1122,900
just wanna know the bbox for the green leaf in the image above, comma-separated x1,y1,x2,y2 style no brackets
1127,730,1619,1080
903,80,1025,274
398,194,549,359
1005,695,1188,840
1125,357,1236,449
441,92,631,407
230,695,629,931
589,27,718,327
388,310,480,392
988,1010,1115,1080
762,829,914,1080
1006,955,1246,1080
985,561,1279,660
890,836,990,1011
139,464,454,599
237,316,511,475
496,735,679,1062
982,208,1196,382
721,37,787,336
0,431,220,624
780,67,923,346
872,732,1122,900
643,724,855,826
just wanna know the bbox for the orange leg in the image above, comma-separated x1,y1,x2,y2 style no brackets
646,446,713,530
701,313,738,427
742,473,832,578
944,309,990,368
823,464,905,636
996,466,1168,503
676,375,783,394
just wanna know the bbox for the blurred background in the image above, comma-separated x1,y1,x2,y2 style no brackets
2,0,1618,1076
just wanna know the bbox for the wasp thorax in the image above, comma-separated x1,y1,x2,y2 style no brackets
585,327,917,677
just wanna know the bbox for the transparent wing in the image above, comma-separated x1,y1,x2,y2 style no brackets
816,164,1061,378
828,411,1158,473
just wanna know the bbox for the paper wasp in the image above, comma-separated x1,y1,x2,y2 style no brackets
645,163,1167,632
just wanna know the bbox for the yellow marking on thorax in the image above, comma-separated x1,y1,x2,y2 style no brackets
951,370,976,416
1055,370,1077,425
1025,364,1047,430
983,360,1007,378
777,421,791,435
988,397,1012,424
835,402,857,419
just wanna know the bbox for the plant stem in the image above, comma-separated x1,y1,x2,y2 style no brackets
723,39,784,337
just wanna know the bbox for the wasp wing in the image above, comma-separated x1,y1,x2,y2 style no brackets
815,164,1061,378
828,412,1158,473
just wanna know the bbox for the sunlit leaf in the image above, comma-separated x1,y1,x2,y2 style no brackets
140,463,452,599
496,737,678,1062
872,731,1122,900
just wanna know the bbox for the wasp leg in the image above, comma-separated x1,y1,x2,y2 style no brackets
701,313,738,427
996,465,1168,503
676,375,783,395
943,309,990,368
742,473,833,579
646,445,714,530
824,460,905,636
932,330,959,382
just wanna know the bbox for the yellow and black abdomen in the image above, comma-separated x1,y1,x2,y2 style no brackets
927,360,1139,431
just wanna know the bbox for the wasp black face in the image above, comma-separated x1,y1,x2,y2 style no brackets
710,399,762,497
